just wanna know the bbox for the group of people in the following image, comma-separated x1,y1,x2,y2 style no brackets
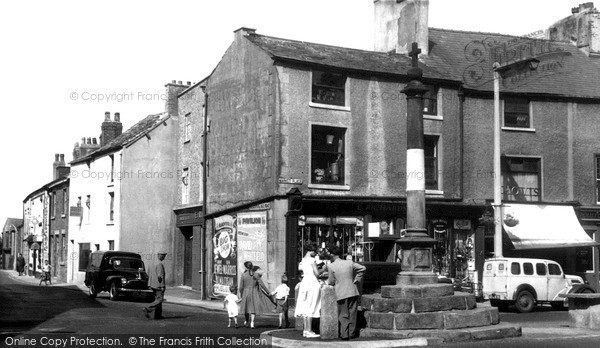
224,261,290,329
14,253,52,286
295,243,365,340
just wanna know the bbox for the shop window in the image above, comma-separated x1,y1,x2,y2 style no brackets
311,125,345,185
423,86,438,116
311,71,347,107
523,262,534,275
595,155,600,204
424,135,439,191
297,216,364,263
511,262,520,275
501,156,541,202
503,98,531,128
536,263,546,276
78,243,91,271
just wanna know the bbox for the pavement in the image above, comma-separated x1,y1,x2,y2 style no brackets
4,270,600,347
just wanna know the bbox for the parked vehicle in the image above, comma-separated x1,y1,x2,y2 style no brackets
482,257,595,313
84,251,154,301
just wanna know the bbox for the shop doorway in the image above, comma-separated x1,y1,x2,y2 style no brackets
181,227,193,286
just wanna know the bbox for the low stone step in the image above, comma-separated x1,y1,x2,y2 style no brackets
365,307,499,330
360,322,522,343
362,293,476,313
380,283,454,299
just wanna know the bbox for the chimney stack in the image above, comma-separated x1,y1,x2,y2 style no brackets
164,80,189,116
55,154,70,179
100,111,123,146
52,154,60,180
374,0,429,56
547,2,600,57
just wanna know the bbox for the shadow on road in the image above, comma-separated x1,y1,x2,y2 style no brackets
0,276,105,338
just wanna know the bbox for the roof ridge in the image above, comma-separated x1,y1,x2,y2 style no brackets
428,27,574,45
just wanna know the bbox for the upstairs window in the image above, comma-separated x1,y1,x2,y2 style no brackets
424,135,439,191
62,188,68,216
181,168,190,204
504,98,530,128
109,192,114,222
502,156,541,202
311,125,345,185
596,155,600,204
184,113,191,142
311,71,347,107
423,86,438,115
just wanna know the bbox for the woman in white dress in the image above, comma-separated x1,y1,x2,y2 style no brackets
294,243,323,338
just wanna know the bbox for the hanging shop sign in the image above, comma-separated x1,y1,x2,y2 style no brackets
212,215,237,297
453,219,472,230
432,219,448,234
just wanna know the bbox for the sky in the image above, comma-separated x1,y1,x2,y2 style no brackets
0,0,587,225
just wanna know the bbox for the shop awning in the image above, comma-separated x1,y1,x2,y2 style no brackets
502,203,599,250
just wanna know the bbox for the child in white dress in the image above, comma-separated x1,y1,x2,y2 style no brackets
224,285,241,328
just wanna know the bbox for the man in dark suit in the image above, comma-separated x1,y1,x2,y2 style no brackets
327,246,366,340
143,251,166,319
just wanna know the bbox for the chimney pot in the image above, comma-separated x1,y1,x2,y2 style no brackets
54,154,59,161
114,112,121,122
59,154,65,164
172,80,176,83
87,137,92,144
92,138,97,145
81,137,85,144
104,111,110,121
178,81,182,85
187,81,191,85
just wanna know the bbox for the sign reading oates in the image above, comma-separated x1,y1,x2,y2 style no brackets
237,211,268,283
212,215,237,297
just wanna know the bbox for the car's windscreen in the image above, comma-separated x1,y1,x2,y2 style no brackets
111,258,144,270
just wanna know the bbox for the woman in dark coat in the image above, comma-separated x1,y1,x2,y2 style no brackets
16,253,25,276
238,261,275,328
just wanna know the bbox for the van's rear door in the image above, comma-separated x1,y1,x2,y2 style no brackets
483,259,508,300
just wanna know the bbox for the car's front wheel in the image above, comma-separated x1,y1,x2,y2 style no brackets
88,284,97,299
109,283,119,301
515,290,535,313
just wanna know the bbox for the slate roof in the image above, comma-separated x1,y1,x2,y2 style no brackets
425,28,600,99
245,33,453,83
71,112,169,164
245,30,600,99
3,218,23,232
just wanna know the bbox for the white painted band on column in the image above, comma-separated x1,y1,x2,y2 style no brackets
406,148,425,191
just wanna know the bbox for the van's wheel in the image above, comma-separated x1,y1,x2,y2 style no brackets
515,290,534,313
88,284,97,299
109,283,119,301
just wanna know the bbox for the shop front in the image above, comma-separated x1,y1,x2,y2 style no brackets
174,205,203,288
285,195,486,297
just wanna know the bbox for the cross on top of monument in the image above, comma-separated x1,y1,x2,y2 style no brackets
409,42,421,68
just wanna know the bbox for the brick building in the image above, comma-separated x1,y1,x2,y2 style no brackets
175,0,600,298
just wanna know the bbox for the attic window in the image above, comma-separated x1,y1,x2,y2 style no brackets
311,71,347,107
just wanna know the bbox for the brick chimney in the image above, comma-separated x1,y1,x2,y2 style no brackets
55,154,70,178
548,2,600,57
374,0,429,56
100,111,123,146
72,137,101,161
52,154,60,180
165,80,189,116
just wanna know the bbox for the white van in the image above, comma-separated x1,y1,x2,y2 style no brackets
482,257,595,313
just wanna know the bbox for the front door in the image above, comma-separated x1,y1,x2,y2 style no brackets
183,233,193,286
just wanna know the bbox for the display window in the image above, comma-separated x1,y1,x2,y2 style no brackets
297,216,364,262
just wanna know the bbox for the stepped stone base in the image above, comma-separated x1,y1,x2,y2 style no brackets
363,293,476,313
381,283,454,299
365,307,499,330
361,322,522,343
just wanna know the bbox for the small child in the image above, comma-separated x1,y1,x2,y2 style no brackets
224,285,241,328
271,273,291,329
39,260,51,286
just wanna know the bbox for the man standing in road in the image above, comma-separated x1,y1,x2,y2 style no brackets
143,251,166,320
327,246,366,340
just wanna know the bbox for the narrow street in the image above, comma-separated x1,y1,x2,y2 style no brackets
0,271,277,337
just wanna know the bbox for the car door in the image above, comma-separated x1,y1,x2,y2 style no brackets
547,262,566,300
534,262,548,301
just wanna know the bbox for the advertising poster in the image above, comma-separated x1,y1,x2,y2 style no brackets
212,214,237,297
237,211,268,279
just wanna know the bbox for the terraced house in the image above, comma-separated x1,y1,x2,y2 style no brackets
177,0,600,298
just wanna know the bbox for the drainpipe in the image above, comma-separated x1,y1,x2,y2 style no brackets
200,85,209,300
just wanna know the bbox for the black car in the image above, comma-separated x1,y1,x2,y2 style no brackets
84,251,153,301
